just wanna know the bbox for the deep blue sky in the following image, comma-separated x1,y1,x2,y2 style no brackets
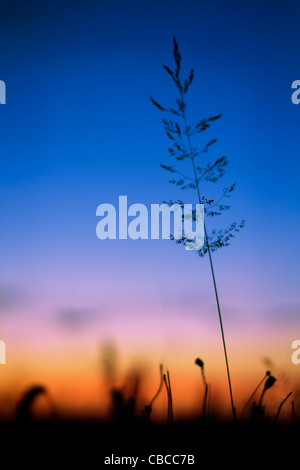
0,0,299,338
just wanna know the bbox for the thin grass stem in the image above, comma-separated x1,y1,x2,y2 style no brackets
275,392,292,424
181,103,236,422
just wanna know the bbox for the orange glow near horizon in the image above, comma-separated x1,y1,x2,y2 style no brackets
0,331,298,423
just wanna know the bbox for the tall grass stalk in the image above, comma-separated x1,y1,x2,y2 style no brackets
151,38,245,421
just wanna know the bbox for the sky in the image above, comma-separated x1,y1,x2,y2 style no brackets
0,0,300,419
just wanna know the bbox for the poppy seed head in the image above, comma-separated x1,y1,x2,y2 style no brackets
195,358,204,368
264,375,276,391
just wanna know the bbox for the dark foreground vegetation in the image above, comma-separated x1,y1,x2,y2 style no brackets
0,359,295,466
0,418,298,466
